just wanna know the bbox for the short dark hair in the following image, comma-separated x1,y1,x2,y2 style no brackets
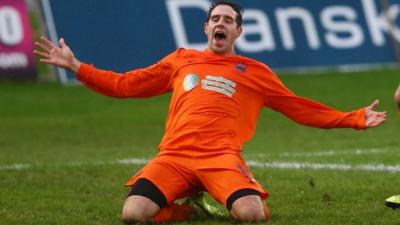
206,0,243,27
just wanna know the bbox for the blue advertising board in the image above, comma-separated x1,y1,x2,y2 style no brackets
41,0,400,83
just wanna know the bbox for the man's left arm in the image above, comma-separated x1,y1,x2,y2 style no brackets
262,73,386,130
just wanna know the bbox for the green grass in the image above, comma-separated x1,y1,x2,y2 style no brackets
0,69,400,225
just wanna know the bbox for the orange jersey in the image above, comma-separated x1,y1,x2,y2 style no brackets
77,48,366,155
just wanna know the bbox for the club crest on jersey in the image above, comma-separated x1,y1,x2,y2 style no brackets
183,73,199,91
236,63,246,73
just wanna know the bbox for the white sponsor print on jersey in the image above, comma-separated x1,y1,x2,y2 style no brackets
201,75,236,97
182,73,237,97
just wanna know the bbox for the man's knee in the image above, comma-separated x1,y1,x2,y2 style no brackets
121,195,160,223
122,178,167,223
230,195,268,222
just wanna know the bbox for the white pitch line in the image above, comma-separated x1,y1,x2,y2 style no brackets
278,148,388,157
0,163,32,170
242,148,389,159
246,161,400,173
0,158,399,173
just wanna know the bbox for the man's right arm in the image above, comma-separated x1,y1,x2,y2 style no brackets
34,36,176,98
76,62,174,98
34,36,81,73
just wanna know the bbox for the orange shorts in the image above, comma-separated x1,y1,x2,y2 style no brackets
126,152,268,207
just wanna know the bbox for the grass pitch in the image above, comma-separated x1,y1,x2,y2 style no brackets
0,69,399,225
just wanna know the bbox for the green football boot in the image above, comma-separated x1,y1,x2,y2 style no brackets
175,192,226,218
385,195,400,209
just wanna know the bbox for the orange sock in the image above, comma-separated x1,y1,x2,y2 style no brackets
263,202,270,222
154,203,193,224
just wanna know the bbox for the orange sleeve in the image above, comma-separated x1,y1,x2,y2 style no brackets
76,50,180,98
262,69,366,130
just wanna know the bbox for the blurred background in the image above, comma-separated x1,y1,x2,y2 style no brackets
2,0,400,83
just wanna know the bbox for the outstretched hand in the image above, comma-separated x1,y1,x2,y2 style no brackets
364,100,386,128
34,36,81,73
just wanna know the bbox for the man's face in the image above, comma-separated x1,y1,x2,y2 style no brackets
204,5,242,56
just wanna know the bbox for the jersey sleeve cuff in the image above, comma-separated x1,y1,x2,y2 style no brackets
353,108,366,130
76,63,93,82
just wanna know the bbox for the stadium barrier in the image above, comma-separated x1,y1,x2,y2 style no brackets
41,0,400,84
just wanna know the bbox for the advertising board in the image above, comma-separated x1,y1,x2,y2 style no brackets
0,0,36,80
41,0,400,83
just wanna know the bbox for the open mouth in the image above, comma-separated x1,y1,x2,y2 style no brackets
214,31,226,41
